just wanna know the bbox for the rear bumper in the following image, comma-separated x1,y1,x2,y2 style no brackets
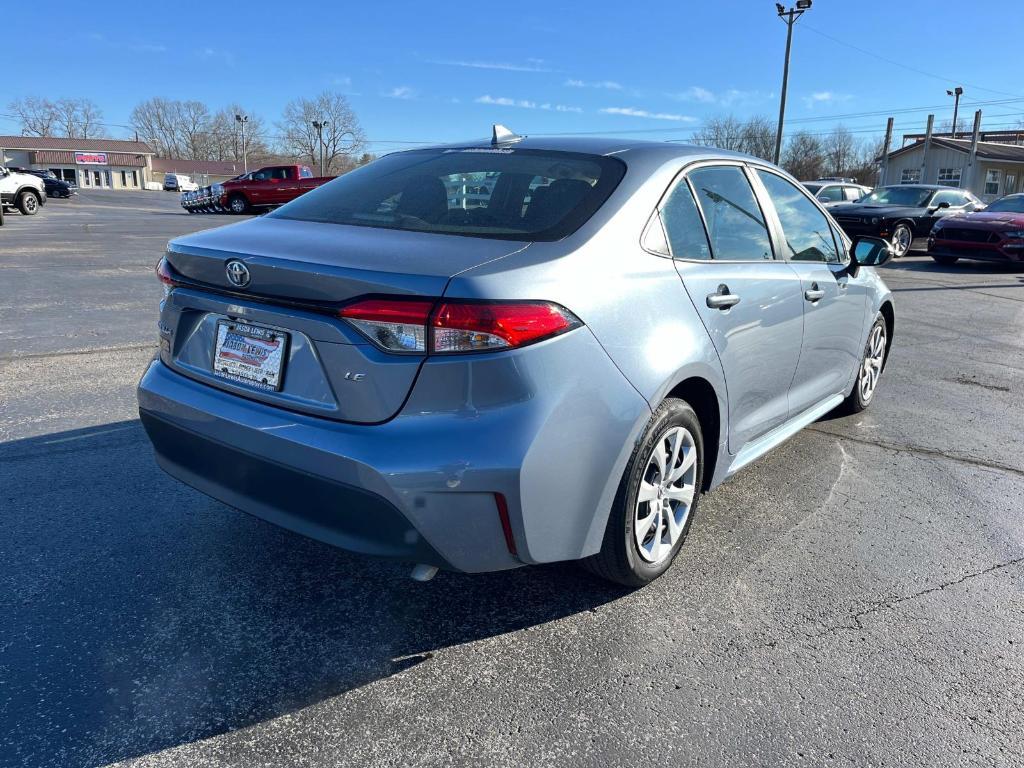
137,326,650,573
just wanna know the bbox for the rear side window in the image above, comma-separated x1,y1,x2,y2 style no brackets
843,186,864,201
756,170,840,263
688,166,773,261
659,180,711,260
272,148,626,241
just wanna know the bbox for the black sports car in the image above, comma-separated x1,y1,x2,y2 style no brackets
830,185,984,257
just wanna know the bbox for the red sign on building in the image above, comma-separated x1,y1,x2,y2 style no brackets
74,152,108,165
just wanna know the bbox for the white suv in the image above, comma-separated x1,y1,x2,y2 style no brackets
0,167,46,215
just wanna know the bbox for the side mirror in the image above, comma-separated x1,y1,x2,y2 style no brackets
848,235,892,275
928,201,951,213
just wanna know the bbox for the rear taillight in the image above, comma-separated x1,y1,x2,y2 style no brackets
431,301,580,353
339,298,581,354
339,298,434,353
156,258,179,295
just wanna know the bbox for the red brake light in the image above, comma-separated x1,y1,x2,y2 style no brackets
338,297,581,354
432,301,580,353
156,258,178,288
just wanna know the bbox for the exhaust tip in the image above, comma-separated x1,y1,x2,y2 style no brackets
410,564,439,582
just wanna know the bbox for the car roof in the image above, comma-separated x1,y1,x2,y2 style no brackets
410,134,759,165
877,184,955,190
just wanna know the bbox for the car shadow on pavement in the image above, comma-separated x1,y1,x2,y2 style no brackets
1,421,630,768
883,257,1024,277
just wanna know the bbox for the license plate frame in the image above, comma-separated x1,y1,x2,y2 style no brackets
212,320,289,391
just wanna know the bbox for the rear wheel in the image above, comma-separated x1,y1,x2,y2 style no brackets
228,194,249,215
18,191,40,215
583,398,703,588
931,254,959,266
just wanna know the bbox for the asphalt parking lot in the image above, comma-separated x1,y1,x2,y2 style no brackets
2,190,1022,767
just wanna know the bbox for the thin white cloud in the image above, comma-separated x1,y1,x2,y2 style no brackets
90,33,166,54
667,86,768,106
600,107,696,122
565,78,623,90
476,95,582,113
802,91,851,108
385,85,416,100
431,58,553,72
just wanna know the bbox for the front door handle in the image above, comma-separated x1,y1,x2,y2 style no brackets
706,284,741,309
804,283,825,302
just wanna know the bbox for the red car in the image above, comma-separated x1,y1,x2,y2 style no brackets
219,164,335,214
928,193,1024,265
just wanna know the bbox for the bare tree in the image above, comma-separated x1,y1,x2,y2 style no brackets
740,116,776,161
131,97,185,156
52,98,105,139
822,125,857,177
208,106,270,163
690,114,746,152
277,91,365,175
781,131,826,181
7,97,59,137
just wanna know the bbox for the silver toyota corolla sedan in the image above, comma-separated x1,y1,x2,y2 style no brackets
138,128,894,587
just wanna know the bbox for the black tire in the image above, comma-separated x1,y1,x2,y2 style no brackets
228,194,249,215
931,254,959,266
582,398,704,588
18,190,40,215
839,312,888,414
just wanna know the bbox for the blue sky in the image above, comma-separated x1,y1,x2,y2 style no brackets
5,0,1023,151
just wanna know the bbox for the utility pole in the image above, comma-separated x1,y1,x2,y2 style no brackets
946,86,963,138
235,114,249,173
312,120,328,176
772,0,812,165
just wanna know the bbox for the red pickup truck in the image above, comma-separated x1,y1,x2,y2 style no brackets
218,164,334,214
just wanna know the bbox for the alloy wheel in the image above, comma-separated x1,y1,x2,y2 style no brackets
859,323,886,403
634,426,697,565
891,224,912,257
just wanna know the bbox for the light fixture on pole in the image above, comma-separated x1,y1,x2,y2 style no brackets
946,86,963,139
772,0,812,165
312,120,328,177
235,114,249,173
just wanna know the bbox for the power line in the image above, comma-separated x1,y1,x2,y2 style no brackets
799,23,1024,100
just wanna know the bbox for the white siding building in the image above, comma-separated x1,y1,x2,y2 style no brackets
881,138,1024,202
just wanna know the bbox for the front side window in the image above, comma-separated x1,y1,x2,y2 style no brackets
816,186,844,202
688,166,773,261
252,169,272,181
901,168,922,184
932,189,969,207
985,169,1001,196
658,180,711,260
272,148,625,241
756,170,840,263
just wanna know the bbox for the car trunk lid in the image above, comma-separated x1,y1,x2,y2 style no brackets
161,217,530,423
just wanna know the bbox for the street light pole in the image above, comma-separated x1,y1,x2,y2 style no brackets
946,86,963,138
312,120,327,176
772,0,812,166
235,114,249,173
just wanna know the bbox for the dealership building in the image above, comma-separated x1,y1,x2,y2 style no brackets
0,135,156,189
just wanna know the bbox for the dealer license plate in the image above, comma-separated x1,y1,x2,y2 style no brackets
212,321,288,391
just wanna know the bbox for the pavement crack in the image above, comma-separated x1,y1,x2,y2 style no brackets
811,556,1024,639
806,428,1024,479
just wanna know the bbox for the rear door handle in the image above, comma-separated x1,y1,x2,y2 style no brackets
804,283,825,302
706,284,741,309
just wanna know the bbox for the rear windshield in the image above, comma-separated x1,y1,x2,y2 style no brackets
270,148,626,241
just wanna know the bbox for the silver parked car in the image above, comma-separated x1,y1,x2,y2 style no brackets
138,129,894,587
